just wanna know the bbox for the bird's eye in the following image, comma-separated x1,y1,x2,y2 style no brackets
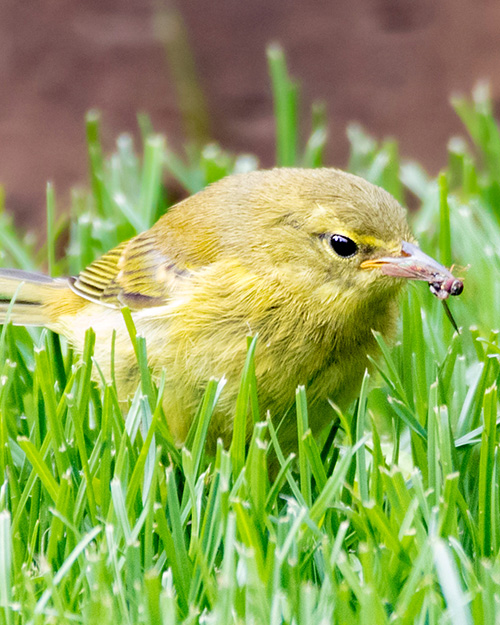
329,234,358,258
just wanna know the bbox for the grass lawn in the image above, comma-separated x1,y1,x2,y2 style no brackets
0,49,499,624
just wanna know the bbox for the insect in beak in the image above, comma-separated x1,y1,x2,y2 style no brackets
360,241,464,333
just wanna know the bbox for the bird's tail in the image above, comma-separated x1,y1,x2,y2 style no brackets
0,269,68,327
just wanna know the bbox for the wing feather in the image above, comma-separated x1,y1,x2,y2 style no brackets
69,233,189,310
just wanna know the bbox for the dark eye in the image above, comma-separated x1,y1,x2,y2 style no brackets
329,234,358,258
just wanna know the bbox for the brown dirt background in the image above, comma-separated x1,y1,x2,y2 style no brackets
2,0,500,228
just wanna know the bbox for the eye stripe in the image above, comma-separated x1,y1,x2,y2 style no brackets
355,234,387,248
326,229,400,250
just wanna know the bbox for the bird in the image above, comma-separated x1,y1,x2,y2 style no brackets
0,168,462,451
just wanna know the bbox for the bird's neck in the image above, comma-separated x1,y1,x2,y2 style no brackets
275,272,401,353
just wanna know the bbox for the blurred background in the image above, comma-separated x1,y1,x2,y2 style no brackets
1,0,500,226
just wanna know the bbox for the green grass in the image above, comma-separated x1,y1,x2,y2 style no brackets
0,48,500,624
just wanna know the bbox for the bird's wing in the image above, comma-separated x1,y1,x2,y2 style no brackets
69,231,190,310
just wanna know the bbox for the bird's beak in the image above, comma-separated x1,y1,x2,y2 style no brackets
360,241,463,300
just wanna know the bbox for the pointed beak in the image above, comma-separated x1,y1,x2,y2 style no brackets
360,240,463,300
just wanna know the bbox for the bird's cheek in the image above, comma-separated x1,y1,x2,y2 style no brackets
361,270,406,296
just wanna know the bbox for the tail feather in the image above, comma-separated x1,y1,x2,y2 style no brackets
0,269,69,327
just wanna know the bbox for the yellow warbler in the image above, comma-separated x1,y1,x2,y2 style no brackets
0,168,462,449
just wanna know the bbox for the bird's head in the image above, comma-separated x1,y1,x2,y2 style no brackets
201,168,461,308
